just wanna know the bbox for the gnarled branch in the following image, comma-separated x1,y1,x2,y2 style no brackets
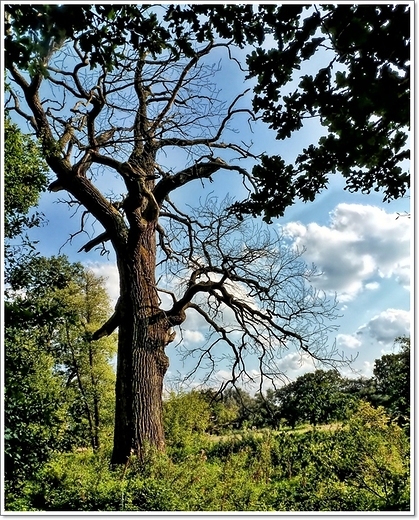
78,231,110,253
154,157,228,205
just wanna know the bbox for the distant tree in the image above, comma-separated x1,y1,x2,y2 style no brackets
5,4,409,464
274,383,300,429
202,386,281,431
252,388,280,429
341,376,379,408
373,336,410,421
218,388,260,430
274,370,354,427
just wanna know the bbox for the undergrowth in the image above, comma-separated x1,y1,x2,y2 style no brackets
5,403,411,512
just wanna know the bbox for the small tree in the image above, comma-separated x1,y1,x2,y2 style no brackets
5,256,117,457
373,336,410,421
54,268,117,450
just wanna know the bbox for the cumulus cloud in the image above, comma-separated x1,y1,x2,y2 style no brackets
282,203,411,301
336,308,410,356
276,352,316,375
356,308,410,345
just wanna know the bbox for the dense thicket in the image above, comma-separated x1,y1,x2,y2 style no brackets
5,400,410,512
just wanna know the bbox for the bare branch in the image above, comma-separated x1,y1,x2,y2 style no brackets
149,42,215,134
157,89,254,150
154,157,228,205
92,299,121,340
78,231,110,253
158,196,345,388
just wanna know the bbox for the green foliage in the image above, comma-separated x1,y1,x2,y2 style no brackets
323,402,411,510
51,268,117,449
200,388,240,433
3,115,49,270
163,391,211,458
212,387,258,430
242,4,410,220
4,328,69,486
373,336,410,420
4,117,49,240
5,404,410,512
5,255,117,487
274,370,356,428
5,255,84,327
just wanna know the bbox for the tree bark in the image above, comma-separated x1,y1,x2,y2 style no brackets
111,219,170,465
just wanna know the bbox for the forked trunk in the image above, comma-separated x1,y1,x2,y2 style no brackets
111,222,170,465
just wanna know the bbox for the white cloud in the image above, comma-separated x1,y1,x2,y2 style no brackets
365,282,380,291
282,203,411,301
356,308,410,345
86,261,120,306
336,308,410,355
182,329,205,346
336,333,362,350
276,352,316,375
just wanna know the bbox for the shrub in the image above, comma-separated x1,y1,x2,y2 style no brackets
4,401,410,512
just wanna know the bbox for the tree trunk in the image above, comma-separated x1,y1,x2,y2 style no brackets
88,343,100,451
111,220,170,465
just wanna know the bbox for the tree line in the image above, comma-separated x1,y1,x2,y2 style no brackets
164,336,410,440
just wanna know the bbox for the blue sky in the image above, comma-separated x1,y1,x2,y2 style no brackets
6,14,411,392
26,156,411,391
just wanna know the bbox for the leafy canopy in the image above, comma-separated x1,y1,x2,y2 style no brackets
4,116,49,240
5,4,410,222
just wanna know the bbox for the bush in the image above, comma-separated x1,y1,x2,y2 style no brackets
5,401,411,512
163,391,211,459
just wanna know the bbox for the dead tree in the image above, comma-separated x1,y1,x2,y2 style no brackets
6,29,342,465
